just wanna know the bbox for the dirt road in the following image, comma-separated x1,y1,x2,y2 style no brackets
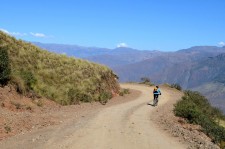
0,84,187,149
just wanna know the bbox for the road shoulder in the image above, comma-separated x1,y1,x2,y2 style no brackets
150,85,220,149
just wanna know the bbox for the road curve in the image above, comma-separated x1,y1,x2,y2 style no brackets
0,84,187,149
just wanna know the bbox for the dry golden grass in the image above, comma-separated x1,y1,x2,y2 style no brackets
220,120,225,128
0,31,120,105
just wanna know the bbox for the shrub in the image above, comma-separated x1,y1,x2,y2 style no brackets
197,115,225,144
140,77,153,86
123,88,130,94
171,83,182,91
26,106,32,110
67,88,80,105
174,99,202,124
119,92,124,96
11,75,26,94
4,125,11,133
67,88,94,104
174,91,225,145
119,88,130,96
0,46,11,85
11,101,22,109
141,77,150,83
76,92,92,103
20,71,37,90
36,100,43,107
99,92,112,105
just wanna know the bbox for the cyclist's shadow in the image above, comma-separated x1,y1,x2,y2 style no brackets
147,103,155,106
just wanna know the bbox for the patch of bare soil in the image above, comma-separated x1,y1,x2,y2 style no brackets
0,85,140,141
150,85,220,149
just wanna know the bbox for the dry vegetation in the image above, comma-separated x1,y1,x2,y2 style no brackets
220,120,225,128
0,31,120,105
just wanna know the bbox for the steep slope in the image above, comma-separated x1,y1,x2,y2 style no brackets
114,46,225,83
185,53,225,88
114,52,225,113
192,82,225,113
190,54,225,113
0,31,120,105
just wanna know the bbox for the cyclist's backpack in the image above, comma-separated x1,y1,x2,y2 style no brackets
153,87,158,93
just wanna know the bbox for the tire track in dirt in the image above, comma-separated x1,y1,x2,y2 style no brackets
0,84,188,149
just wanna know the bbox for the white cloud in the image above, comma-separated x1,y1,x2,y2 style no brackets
30,32,46,38
0,28,10,34
1,28,52,39
117,43,128,48
11,32,27,36
218,41,225,47
0,28,27,36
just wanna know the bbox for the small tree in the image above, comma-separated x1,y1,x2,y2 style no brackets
171,83,182,91
141,77,151,83
0,47,11,85
21,71,37,90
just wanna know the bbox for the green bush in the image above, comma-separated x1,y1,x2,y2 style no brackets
141,77,150,83
174,91,225,145
119,88,130,96
20,71,37,90
67,88,93,104
174,99,202,124
123,88,130,94
171,83,182,91
140,77,153,86
0,46,11,85
4,125,11,133
99,92,112,105
10,71,37,94
197,115,225,144
67,88,80,105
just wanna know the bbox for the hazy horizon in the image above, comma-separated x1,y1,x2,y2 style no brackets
31,40,225,52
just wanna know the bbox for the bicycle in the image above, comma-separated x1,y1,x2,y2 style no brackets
153,94,159,106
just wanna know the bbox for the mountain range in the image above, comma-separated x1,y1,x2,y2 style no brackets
33,42,225,113
33,42,164,67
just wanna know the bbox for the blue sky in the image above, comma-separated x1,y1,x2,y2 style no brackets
1,0,225,51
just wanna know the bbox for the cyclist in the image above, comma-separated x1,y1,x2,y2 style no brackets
153,85,161,106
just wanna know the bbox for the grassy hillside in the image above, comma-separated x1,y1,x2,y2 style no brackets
0,31,120,105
